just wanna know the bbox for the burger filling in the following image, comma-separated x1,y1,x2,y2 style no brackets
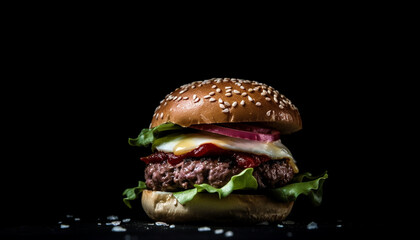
140,133,298,191
144,157,294,191
124,122,328,207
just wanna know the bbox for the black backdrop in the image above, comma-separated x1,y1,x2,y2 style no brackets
3,22,407,232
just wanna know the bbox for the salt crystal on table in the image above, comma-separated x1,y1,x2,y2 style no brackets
111,226,127,232
214,229,224,234
155,221,169,226
307,221,318,230
197,226,211,232
107,215,118,221
60,224,70,229
111,221,121,226
224,231,234,237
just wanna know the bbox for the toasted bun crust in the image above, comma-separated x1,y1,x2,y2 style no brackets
141,190,294,223
150,78,302,134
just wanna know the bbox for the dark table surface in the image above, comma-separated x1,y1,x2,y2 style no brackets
2,210,399,240
2,215,352,240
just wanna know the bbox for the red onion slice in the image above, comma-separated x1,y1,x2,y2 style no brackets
190,124,280,142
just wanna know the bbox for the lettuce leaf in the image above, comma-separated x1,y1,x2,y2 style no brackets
173,168,258,204
122,181,147,208
122,169,328,208
128,122,184,149
268,171,328,206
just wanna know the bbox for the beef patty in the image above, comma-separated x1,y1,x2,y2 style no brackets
144,157,294,191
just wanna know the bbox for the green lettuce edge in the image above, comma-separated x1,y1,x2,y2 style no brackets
173,168,258,204
122,181,146,208
122,169,328,207
268,171,328,206
128,122,184,149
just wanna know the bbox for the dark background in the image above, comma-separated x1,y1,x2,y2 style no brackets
2,12,412,235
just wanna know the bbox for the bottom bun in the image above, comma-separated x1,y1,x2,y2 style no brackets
141,190,294,223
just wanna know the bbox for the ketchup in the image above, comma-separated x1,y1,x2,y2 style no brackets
140,143,270,168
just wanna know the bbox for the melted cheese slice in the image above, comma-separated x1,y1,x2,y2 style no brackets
155,132,299,173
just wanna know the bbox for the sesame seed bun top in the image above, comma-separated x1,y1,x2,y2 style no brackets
150,78,302,134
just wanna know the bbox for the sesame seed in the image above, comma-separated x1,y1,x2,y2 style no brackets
212,85,217,89
226,89,232,93
223,78,229,82
273,97,278,103
241,92,247,97
209,97,216,102
177,97,182,101
197,84,202,87
172,96,178,101
218,98,223,103
160,112,164,119
203,95,211,99
193,94,197,100
254,86,260,91
155,114,159,120
266,110,271,116
279,103,284,109
219,103,226,109
209,92,215,96
216,88,222,93
233,89,240,94
191,85,196,89
240,86,245,89
183,96,189,100
248,96,254,102
232,101,238,107
261,90,267,96
225,86,232,89
248,88,254,93
256,102,261,106
194,97,200,103
179,89,187,94
224,101,231,107
265,97,271,101
225,93,232,97
222,108,229,113
240,100,245,106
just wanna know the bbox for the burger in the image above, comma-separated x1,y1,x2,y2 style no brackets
123,78,327,223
